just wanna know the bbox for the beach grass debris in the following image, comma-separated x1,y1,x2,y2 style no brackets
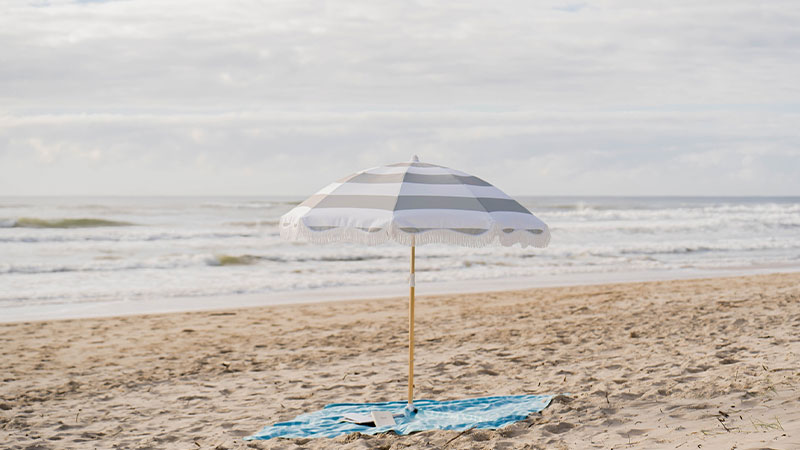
749,416,784,432
443,427,474,447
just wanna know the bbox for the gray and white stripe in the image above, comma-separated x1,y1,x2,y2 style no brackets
280,156,550,248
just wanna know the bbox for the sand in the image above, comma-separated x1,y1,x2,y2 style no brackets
2,272,799,450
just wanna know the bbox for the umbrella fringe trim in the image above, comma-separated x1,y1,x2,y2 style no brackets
280,220,551,248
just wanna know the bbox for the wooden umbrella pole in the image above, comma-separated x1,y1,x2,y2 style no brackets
408,238,415,408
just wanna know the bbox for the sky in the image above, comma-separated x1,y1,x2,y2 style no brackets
1,0,799,196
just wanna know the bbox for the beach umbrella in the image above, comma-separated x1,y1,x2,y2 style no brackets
280,155,550,409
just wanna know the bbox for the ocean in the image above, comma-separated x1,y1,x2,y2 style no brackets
1,196,799,321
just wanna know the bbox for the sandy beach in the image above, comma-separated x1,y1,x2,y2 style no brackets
2,272,799,449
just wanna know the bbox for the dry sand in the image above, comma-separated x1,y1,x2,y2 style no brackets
2,272,799,450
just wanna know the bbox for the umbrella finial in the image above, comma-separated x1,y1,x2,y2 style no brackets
411,155,419,162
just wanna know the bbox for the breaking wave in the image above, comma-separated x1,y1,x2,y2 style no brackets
0,231,256,243
2,217,133,229
205,254,260,266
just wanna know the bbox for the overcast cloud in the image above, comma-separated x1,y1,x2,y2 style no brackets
1,0,799,195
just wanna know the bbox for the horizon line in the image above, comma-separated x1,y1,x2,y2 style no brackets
1,194,798,199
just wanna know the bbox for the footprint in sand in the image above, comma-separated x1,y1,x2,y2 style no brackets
543,422,575,434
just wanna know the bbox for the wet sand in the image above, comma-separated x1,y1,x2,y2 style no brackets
2,272,799,449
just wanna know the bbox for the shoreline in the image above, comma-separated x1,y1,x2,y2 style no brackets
2,272,798,449
3,264,800,324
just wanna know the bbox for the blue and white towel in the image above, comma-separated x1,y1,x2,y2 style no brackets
245,394,553,440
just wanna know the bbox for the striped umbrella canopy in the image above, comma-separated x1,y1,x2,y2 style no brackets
280,156,550,410
281,156,550,247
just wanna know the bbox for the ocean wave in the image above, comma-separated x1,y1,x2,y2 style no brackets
0,230,258,243
317,255,387,262
581,240,800,257
0,251,398,275
1,252,269,274
0,255,206,275
205,254,260,266
1,262,155,275
535,202,649,212
555,216,800,233
542,213,800,233
2,217,133,229
462,260,513,268
225,220,280,227
200,200,301,210
203,253,391,266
